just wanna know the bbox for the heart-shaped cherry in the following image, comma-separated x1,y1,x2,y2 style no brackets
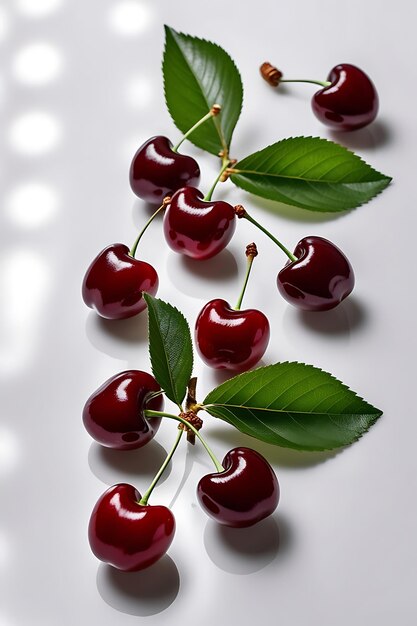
88,483,175,571
260,61,378,131
197,447,279,528
163,187,236,260
277,236,354,311
195,299,269,371
83,370,163,450
82,243,158,319
129,136,200,204
311,64,378,131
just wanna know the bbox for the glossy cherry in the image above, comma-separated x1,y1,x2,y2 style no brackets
129,136,200,204
197,447,279,528
83,370,163,450
163,187,236,260
82,243,158,320
277,236,354,311
195,299,270,371
312,64,378,131
88,483,175,571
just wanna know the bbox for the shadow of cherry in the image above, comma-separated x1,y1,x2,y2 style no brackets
166,248,239,299
85,310,149,358
88,439,170,487
203,513,286,574
286,295,368,337
96,555,180,616
329,119,392,151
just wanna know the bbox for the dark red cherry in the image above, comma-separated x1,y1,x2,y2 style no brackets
312,64,378,131
83,370,163,450
197,447,279,528
82,243,158,320
277,236,354,311
88,483,175,571
129,136,200,204
163,187,236,260
195,298,270,371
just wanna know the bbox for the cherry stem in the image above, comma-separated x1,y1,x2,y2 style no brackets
234,244,257,310
204,159,232,201
238,208,297,262
279,78,331,88
173,104,221,153
129,199,169,258
138,429,183,506
144,410,224,473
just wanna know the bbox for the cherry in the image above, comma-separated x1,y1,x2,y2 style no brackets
129,136,200,204
82,243,158,320
311,64,378,131
163,187,236,260
277,236,355,311
195,298,269,371
260,61,378,131
83,370,163,450
197,447,279,528
88,483,175,571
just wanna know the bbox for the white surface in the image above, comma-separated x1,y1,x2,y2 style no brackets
1,0,416,624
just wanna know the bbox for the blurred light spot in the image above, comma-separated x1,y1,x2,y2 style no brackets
16,0,64,17
0,250,50,376
5,182,59,228
109,1,152,35
126,75,152,108
9,112,61,155
0,6,10,43
12,42,63,85
0,428,20,476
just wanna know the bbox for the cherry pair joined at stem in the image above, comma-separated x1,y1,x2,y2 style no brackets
260,62,378,131
86,388,280,571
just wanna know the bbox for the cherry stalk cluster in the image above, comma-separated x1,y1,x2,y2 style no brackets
81,27,387,574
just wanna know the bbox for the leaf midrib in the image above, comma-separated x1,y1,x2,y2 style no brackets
205,403,380,417
232,169,387,184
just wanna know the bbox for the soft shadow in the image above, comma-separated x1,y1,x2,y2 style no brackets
131,198,165,230
206,425,341,469
85,311,148,358
211,359,268,387
168,444,197,509
203,515,282,574
242,195,348,225
291,296,368,337
166,248,239,298
329,119,392,151
88,440,170,487
96,555,180,616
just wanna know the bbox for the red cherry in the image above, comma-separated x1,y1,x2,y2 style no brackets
163,187,236,260
83,370,163,450
312,64,378,131
88,483,175,571
277,236,354,311
197,447,279,528
82,243,158,320
195,298,270,371
129,136,200,204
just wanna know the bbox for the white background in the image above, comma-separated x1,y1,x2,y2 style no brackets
1,0,416,624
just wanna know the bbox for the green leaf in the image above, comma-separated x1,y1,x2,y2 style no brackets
163,25,243,156
230,137,391,212
203,362,382,451
143,294,193,408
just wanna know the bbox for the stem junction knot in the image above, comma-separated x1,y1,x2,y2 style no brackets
178,411,203,445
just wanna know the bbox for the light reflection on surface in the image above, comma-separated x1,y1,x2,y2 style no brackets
0,6,10,42
9,111,61,155
12,42,63,85
0,427,20,476
0,250,50,376
16,0,64,17
109,1,152,36
5,182,59,228
126,75,153,109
